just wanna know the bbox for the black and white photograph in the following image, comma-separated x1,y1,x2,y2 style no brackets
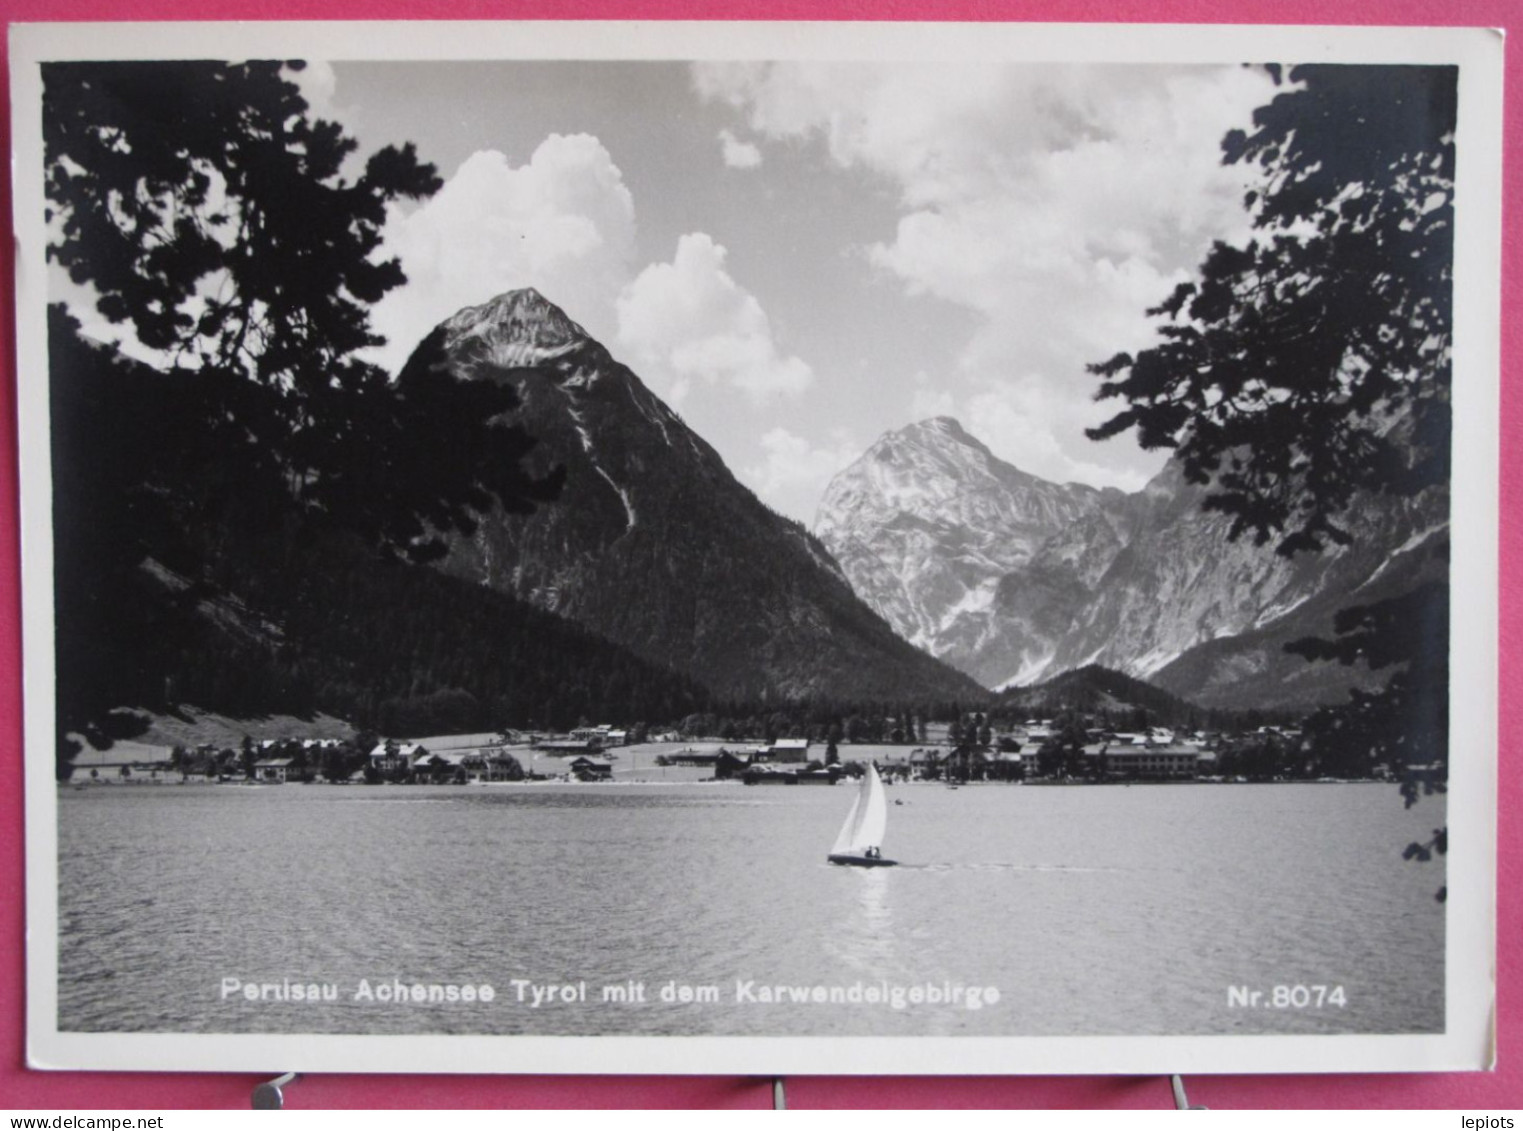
13,21,1499,1076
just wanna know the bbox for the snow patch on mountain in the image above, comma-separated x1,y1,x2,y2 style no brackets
598,469,637,532
994,649,1064,692
443,287,589,369
815,415,1445,702
1357,520,1449,591
1254,593,1312,628
939,578,999,629
565,401,636,534
1129,645,1185,679
627,381,674,447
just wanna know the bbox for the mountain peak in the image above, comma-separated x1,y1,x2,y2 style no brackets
922,415,971,438
863,417,1024,487
894,415,974,445
816,412,1122,686
875,416,1000,463
441,287,590,368
421,290,981,703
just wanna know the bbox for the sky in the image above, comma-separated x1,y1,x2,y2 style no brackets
199,59,1286,525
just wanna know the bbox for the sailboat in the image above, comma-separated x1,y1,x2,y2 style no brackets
828,763,897,867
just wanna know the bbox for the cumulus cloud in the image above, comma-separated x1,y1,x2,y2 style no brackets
745,426,864,525
908,373,956,422
696,62,1049,208
366,135,637,374
696,61,1277,489
285,60,338,122
616,232,813,405
718,128,762,169
963,381,1153,492
359,126,825,523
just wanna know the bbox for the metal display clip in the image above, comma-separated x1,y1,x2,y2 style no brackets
238,1070,1206,1108
251,1072,299,1110
1170,1074,1207,1110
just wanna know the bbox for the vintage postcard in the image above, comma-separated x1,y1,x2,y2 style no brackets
12,20,1500,1075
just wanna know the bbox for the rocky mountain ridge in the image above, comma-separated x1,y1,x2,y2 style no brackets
416,289,982,703
815,416,1446,709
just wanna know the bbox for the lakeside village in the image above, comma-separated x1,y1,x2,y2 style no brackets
61,713,1429,789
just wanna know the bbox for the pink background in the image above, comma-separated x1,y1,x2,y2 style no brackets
0,0,1515,1110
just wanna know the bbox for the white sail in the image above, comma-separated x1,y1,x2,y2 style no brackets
856,763,888,850
830,789,862,856
831,764,888,856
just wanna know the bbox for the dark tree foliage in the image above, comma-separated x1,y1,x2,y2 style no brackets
1088,65,1454,556
45,60,433,547
49,340,711,741
1036,711,1092,781
49,310,278,750
45,61,433,366
44,60,559,563
1215,730,1315,781
45,61,564,751
1291,579,1450,899
1292,582,1449,784
327,328,565,563
192,518,711,734
1000,663,1203,726
1087,65,1455,896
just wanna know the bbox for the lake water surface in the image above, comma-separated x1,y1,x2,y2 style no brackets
56,780,1445,1036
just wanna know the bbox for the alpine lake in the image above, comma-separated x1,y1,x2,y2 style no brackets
56,776,1445,1037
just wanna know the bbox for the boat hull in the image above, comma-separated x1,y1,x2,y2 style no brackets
827,853,898,868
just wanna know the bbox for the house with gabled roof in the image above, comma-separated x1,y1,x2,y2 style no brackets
252,757,297,783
